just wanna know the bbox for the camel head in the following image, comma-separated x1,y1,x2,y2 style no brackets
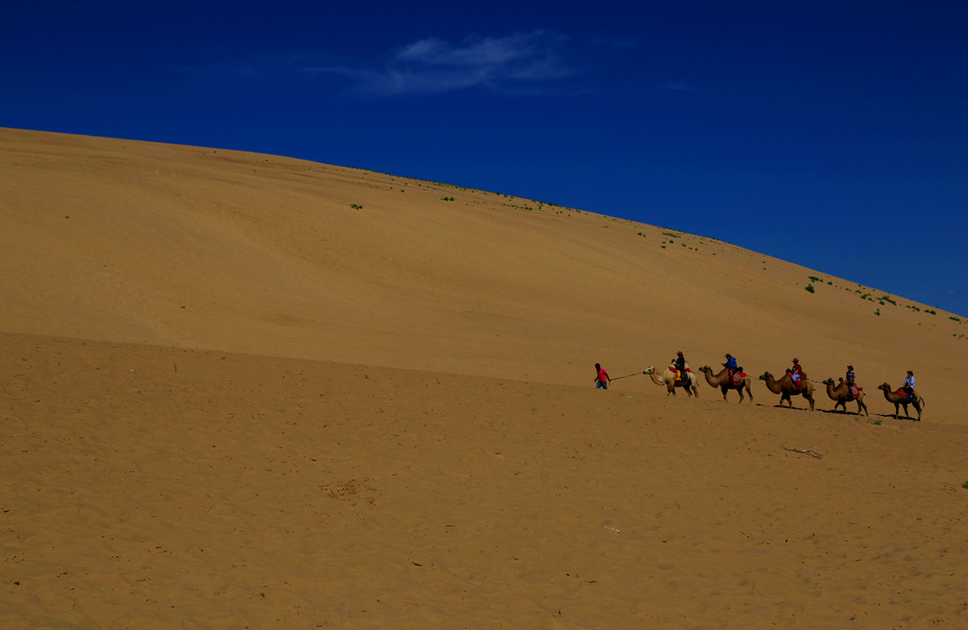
643,366,655,375
822,378,832,385
878,383,892,392
759,372,773,381
698,366,712,373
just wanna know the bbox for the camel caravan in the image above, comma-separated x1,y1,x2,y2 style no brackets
601,355,925,420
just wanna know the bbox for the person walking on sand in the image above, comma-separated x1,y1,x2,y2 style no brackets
594,363,611,390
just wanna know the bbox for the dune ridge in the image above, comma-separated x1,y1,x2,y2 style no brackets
1,128,966,628
3,128,965,407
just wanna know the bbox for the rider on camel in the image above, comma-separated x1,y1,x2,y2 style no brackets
791,358,806,390
674,351,687,383
903,370,915,400
845,364,857,399
723,353,738,382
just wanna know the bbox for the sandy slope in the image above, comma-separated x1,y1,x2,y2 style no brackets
2,128,965,416
1,128,966,628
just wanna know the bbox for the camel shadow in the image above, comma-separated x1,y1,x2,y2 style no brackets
766,404,812,412
872,411,920,422
817,408,866,417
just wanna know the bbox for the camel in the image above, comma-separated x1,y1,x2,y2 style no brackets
759,371,815,411
821,378,868,416
697,366,753,403
877,383,925,421
643,365,699,397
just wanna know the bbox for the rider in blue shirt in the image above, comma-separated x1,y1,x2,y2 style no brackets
903,370,915,399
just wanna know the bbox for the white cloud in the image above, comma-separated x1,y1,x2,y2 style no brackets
312,31,575,96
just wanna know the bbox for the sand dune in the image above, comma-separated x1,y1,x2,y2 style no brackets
1,128,966,628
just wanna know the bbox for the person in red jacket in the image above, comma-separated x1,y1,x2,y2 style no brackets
594,363,611,390
791,358,806,390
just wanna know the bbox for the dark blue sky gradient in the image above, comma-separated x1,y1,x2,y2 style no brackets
3,1,966,314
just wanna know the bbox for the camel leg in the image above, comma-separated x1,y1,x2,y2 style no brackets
858,399,868,416
746,384,753,404
719,386,728,403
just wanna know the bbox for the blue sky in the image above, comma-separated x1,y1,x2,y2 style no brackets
3,1,966,315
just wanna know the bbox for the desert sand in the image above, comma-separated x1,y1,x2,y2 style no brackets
1,128,966,628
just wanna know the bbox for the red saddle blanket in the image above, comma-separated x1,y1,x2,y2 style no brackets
730,372,746,386
848,386,862,399
668,367,693,374
894,389,914,401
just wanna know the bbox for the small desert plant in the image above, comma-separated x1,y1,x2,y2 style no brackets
805,284,815,293
350,203,363,210
962,479,968,490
